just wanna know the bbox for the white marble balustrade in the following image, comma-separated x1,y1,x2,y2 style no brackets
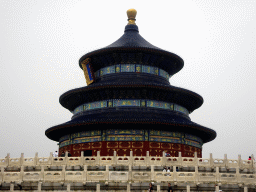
0,151,255,188
1,151,254,169
0,167,256,185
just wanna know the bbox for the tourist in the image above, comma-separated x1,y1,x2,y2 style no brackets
53,151,58,157
148,183,153,192
167,183,173,192
163,166,167,172
53,150,58,161
164,151,170,157
68,151,71,157
60,151,65,157
167,167,171,176
248,156,251,160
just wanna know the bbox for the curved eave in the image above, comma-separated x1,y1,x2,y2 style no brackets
45,115,216,144
59,84,204,112
79,47,184,76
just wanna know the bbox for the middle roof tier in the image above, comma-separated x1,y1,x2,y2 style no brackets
59,81,203,113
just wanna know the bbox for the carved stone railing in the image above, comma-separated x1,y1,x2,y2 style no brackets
0,151,255,169
0,166,256,187
0,152,255,191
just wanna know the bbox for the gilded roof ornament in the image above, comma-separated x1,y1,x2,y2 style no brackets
127,8,137,25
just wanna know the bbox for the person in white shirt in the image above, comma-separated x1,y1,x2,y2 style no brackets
53,151,58,157
167,167,171,176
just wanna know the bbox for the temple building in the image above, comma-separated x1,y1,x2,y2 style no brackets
45,9,216,157
2,9,255,192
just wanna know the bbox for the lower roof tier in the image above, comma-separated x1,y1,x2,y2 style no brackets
45,107,216,143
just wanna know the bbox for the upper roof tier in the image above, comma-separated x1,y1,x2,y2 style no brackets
79,9,184,76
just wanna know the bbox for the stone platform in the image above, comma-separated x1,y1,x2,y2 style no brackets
0,151,255,191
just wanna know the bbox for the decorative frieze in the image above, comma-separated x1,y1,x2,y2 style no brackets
59,130,202,149
94,64,171,80
73,99,189,116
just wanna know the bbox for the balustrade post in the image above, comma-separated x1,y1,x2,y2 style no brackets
127,183,131,192
50,152,53,165
6,153,10,167
84,165,87,182
238,154,242,169
210,153,214,168
195,166,199,183
113,151,117,166
62,165,65,181
157,184,160,192
41,166,45,182
215,185,219,192
186,184,190,192
173,166,177,182
178,152,182,167
151,165,154,181
106,165,109,181
129,151,133,166
20,153,24,166
96,151,100,166
0,166,4,182
128,165,132,181
244,186,248,192
146,151,150,166
250,154,254,169
37,182,42,192
80,151,84,165
34,152,38,166
194,152,198,166
236,167,241,183
224,154,228,167
20,166,24,181
96,183,100,192
10,183,14,191
67,183,71,192
216,167,220,182
162,151,166,166
65,151,68,165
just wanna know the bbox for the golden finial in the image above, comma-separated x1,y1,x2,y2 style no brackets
127,8,137,25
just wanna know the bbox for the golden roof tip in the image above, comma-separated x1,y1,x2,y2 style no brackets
127,8,137,25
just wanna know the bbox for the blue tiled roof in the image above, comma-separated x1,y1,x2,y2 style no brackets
59,81,204,112
45,22,217,146
105,25,161,49
45,108,216,143
78,24,184,75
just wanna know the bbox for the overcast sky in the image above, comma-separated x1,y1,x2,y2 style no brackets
0,1,256,160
